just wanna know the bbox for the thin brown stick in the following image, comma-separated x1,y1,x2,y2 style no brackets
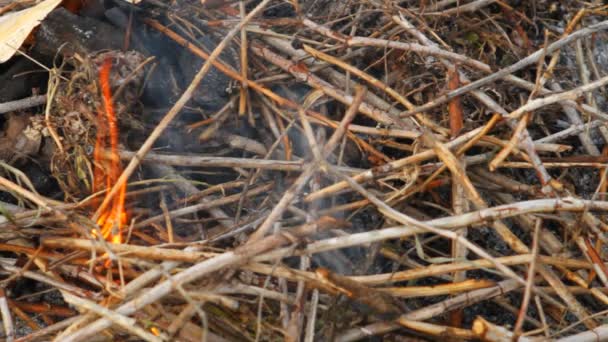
514,219,542,337
42,238,216,262
489,112,530,171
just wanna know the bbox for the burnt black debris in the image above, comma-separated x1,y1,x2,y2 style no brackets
34,8,126,57
104,4,238,111
0,57,47,103
34,6,236,113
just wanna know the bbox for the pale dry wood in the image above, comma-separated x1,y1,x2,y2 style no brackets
0,288,14,342
0,95,46,114
381,279,496,298
556,325,608,342
247,254,591,285
423,0,497,16
42,238,216,262
62,292,163,342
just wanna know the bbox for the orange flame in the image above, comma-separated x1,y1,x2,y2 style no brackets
93,57,127,244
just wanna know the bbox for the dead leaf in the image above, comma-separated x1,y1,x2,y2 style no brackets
0,0,62,63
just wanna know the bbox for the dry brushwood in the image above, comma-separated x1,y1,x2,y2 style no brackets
1,0,608,341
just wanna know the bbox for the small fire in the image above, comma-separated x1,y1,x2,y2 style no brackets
93,57,127,244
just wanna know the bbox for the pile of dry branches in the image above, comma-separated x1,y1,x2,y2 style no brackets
2,0,608,341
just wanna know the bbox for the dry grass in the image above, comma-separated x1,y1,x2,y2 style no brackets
0,0,608,341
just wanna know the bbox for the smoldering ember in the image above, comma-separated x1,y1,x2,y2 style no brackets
1,0,608,341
